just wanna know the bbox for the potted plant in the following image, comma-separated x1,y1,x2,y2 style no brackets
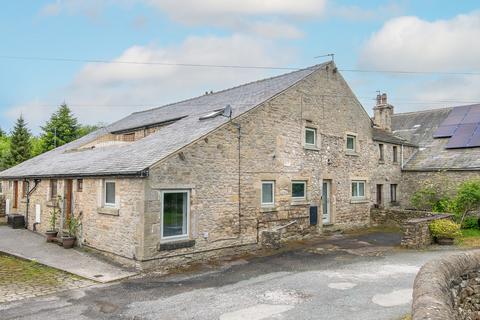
429,219,461,245
62,215,79,249
45,196,60,242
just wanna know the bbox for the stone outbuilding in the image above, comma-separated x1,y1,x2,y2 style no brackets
0,62,427,269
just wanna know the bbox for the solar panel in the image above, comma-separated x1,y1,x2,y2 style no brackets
463,109,480,124
433,125,458,138
467,125,480,147
446,123,477,148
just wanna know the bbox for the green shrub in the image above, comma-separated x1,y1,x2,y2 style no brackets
462,217,479,229
429,219,461,239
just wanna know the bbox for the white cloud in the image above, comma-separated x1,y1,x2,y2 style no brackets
38,0,325,39
359,11,480,71
6,34,295,133
359,11,480,112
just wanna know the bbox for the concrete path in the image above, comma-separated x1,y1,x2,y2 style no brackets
0,226,136,283
0,230,463,320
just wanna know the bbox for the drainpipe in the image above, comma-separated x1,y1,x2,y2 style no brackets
401,144,404,169
25,179,40,229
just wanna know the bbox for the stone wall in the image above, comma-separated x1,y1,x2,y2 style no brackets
370,208,437,227
412,250,480,320
401,214,452,249
400,170,480,209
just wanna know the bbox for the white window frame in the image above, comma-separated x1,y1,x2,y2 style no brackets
351,180,366,199
304,127,317,147
104,180,116,207
161,190,190,241
346,134,356,152
292,181,307,200
261,181,275,207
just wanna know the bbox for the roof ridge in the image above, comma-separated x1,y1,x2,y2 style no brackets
392,106,452,116
129,62,331,116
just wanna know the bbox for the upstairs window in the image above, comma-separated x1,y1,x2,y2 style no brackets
261,181,275,207
304,128,317,147
104,180,116,207
352,180,366,199
292,181,306,200
379,143,384,162
346,135,356,152
393,146,398,163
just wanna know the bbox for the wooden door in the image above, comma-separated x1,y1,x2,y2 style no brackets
13,181,18,209
65,179,73,221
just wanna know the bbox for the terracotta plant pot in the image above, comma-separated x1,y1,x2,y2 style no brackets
45,230,58,242
62,236,76,249
436,237,454,245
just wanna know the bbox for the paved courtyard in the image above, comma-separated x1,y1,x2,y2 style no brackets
0,230,460,320
0,253,93,303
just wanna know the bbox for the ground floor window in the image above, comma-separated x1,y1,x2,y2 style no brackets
261,181,275,207
390,184,398,203
351,180,366,199
292,181,307,200
162,190,189,239
104,180,116,206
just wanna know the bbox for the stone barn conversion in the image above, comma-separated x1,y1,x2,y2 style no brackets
1,60,478,270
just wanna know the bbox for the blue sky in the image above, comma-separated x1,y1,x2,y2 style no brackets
1,0,480,134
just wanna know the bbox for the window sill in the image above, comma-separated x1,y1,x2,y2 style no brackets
260,207,277,213
97,207,119,216
345,151,358,157
158,239,195,251
304,145,320,151
290,200,308,206
378,160,385,164
350,199,369,204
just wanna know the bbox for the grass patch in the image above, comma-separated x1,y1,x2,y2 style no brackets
0,253,62,286
455,229,480,247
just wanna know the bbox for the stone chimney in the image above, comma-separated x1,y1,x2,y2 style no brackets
373,93,394,132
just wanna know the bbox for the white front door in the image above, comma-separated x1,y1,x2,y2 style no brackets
322,180,331,224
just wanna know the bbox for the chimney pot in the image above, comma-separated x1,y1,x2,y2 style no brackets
376,94,382,106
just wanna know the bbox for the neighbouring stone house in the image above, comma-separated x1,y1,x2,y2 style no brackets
2,60,471,270
392,105,480,206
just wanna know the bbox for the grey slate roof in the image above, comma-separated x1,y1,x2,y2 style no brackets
372,128,416,147
392,107,480,171
0,63,329,178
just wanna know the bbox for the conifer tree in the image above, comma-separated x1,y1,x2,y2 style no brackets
41,103,80,152
7,115,32,166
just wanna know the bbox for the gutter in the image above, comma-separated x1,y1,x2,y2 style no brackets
0,168,149,180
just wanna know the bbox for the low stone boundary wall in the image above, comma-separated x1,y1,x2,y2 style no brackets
412,250,480,320
370,208,437,227
401,214,452,249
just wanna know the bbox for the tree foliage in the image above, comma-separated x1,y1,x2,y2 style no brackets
40,103,80,152
454,180,480,224
7,115,32,167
